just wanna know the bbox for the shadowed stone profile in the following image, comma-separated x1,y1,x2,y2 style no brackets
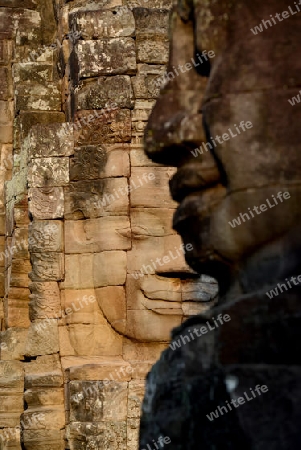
139,1,301,448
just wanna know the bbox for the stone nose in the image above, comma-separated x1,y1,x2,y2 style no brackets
144,91,206,166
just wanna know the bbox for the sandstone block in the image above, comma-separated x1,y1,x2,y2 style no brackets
28,157,69,187
74,108,131,146
29,252,64,281
0,361,24,427
132,64,165,100
65,217,131,253
24,320,60,356
15,84,61,111
23,430,65,450
69,7,135,39
13,63,53,84
77,76,134,110
130,167,177,208
0,427,21,450
27,123,74,158
28,221,63,253
133,8,170,64
0,40,12,64
127,418,140,450
66,421,127,450
29,282,61,320
6,297,30,328
69,380,128,422
64,178,129,220
76,39,136,78
127,380,145,418
28,187,64,219
125,309,181,342
0,67,10,100
24,355,63,389
0,100,13,124
21,407,65,430
24,387,64,408
136,35,169,64
63,254,94,289
58,322,122,356
70,144,130,181
67,360,132,383
1,328,28,360
93,251,127,287
96,286,126,334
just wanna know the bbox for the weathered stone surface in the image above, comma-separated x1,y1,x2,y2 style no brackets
125,0,172,6
29,252,64,281
6,288,31,328
65,217,131,253
27,123,74,158
28,157,69,187
66,421,127,450
77,76,134,109
70,8,135,39
23,430,65,450
0,361,24,427
29,282,61,320
28,221,63,253
69,380,128,421
132,64,165,99
133,8,169,64
24,355,63,389
28,187,64,219
0,327,28,360
130,167,177,208
60,288,97,324
0,67,10,100
127,418,139,450
70,144,130,180
76,39,136,78
58,322,123,356
13,63,53,83
128,380,145,418
0,427,21,450
67,360,132,382
74,108,131,146
24,320,60,356
93,251,127,287
64,178,129,220
15,84,61,111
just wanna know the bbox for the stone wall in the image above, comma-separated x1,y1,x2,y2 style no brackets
0,1,217,449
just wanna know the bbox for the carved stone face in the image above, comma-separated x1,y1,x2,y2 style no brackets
144,1,301,289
